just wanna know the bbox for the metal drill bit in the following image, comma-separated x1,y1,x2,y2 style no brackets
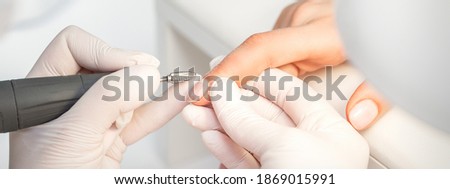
161,71,201,84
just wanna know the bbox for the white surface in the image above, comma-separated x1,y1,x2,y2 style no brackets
0,0,164,169
363,107,450,168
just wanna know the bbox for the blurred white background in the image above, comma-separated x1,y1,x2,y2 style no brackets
0,0,164,169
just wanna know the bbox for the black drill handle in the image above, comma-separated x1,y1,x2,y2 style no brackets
0,73,108,133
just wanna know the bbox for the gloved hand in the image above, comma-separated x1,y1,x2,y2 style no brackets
183,69,369,168
9,26,191,168
193,0,390,131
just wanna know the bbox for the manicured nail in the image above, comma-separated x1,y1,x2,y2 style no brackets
349,99,378,130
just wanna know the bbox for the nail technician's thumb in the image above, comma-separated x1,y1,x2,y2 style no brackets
346,82,390,131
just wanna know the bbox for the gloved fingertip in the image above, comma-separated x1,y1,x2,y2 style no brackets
128,52,160,67
349,99,378,130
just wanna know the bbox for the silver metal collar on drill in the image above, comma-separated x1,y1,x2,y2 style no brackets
161,71,201,84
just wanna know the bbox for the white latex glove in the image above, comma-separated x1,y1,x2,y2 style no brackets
183,69,369,168
9,26,192,168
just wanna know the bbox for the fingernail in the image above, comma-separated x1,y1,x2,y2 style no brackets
187,80,206,102
349,99,378,130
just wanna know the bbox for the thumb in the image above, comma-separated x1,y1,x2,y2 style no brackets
346,82,391,131
55,64,160,134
